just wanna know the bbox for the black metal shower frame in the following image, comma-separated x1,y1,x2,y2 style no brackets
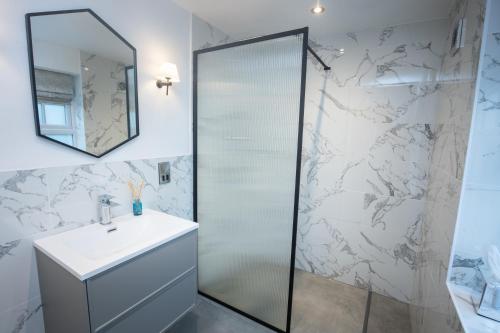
192,27,309,333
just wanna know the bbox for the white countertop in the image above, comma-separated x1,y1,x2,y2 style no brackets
448,283,500,333
34,209,198,281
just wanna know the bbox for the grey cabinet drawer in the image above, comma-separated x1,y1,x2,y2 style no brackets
87,231,197,330
100,271,197,333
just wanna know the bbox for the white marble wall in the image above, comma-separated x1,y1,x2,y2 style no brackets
410,0,486,333
81,52,129,156
295,19,451,304
0,155,192,333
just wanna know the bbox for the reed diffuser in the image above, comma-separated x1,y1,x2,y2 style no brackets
128,180,144,216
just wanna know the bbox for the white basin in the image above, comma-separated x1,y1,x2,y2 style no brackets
34,209,198,280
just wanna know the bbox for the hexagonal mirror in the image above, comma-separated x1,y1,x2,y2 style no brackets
26,9,139,157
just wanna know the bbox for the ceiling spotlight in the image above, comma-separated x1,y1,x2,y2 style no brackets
311,5,325,15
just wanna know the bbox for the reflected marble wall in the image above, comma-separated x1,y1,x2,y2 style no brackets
81,52,129,156
0,155,192,333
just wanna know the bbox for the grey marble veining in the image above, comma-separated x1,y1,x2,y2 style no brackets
450,255,484,293
0,155,192,333
0,169,53,243
298,5,485,333
10,303,42,333
297,18,449,305
307,19,448,89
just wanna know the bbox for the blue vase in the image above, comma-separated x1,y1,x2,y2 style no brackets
133,199,142,216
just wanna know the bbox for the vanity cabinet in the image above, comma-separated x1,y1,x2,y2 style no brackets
36,230,197,333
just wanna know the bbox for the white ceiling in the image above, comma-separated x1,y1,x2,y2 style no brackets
174,0,454,40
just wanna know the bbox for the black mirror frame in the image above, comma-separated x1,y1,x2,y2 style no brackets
25,8,140,158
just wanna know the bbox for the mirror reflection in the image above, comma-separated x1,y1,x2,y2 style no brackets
29,10,138,157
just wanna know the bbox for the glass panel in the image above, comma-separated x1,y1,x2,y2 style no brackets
44,103,68,126
197,33,305,331
47,134,74,145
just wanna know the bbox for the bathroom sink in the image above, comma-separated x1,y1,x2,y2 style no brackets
63,215,167,260
34,209,198,280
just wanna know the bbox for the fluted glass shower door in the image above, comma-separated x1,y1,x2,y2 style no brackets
193,28,308,333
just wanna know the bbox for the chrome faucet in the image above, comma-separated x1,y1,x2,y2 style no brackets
98,194,117,225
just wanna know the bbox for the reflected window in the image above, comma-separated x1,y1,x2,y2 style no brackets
38,100,75,145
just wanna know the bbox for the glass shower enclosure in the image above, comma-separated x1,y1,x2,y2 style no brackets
193,28,308,332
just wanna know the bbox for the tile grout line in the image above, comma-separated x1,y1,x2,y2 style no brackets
362,290,372,333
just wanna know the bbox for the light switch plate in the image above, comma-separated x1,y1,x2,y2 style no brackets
158,162,170,185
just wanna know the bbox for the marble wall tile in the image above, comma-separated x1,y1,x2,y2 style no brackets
0,239,40,319
450,254,484,293
0,170,53,243
299,4,484,331
156,155,193,220
192,14,232,51
0,155,193,332
310,19,448,89
46,163,111,227
298,18,450,304
81,52,129,156
430,82,475,181
440,0,486,82
0,297,44,333
297,187,427,303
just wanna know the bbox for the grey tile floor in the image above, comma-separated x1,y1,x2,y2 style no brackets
167,270,411,333
365,292,412,333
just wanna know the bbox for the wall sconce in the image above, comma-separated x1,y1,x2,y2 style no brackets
156,63,179,95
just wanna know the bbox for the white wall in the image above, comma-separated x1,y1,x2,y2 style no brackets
0,0,192,171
